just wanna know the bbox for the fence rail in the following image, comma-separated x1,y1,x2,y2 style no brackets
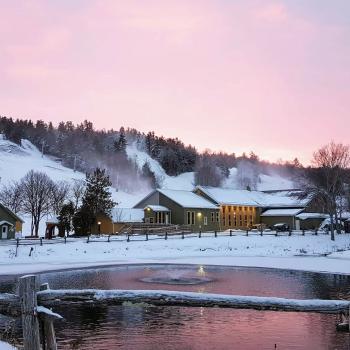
0,228,348,249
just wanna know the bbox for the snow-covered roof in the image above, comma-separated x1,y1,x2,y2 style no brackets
296,213,329,220
0,220,14,226
144,205,170,212
158,189,218,209
196,186,309,208
261,208,304,217
111,208,144,223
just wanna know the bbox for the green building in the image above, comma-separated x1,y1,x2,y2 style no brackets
134,189,220,232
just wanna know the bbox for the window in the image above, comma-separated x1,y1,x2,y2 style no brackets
216,212,220,222
204,216,208,225
228,214,231,226
187,211,195,225
228,206,231,212
211,212,215,222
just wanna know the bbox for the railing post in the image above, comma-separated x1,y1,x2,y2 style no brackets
108,235,110,243
302,229,305,236
246,230,249,237
199,230,201,238
214,230,217,238
230,230,232,237
165,231,168,240
182,231,185,239
315,229,318,236
87,235,90,243
146,232,148,241
40,238,43,246
127,234,130,242
19,275,41,350
64,236,66,244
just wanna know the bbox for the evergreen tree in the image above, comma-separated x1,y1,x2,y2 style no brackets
114,127,127,154
82,168,115,217
58,201,75,237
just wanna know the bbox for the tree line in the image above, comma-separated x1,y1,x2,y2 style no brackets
0,116,305,190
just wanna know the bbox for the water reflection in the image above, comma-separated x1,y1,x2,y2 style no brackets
0,264,350,349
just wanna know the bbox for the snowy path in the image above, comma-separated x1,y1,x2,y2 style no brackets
0,234,350,275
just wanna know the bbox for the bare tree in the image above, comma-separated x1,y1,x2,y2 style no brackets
0,181,22,213
299,142,350,240
51,181,70,215
71,179,86,210
19,170,56,237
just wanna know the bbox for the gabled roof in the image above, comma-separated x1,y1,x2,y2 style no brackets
195,186,310,208
261,208,304,217
111,208,144,223
134,188,218,210
0,203,24,223
144,205,170,212
0,220,14,226
158,189,218,209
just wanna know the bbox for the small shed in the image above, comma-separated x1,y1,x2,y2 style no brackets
296,213,329,230
0,203,24,239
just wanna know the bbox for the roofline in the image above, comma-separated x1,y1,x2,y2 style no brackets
261,208,304,217
132,189,158,208
0,203,24,223
158,188,218,209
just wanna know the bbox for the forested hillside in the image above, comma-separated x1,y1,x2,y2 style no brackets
0,116,300,190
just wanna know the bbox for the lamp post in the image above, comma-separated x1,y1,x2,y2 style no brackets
97,221,101,235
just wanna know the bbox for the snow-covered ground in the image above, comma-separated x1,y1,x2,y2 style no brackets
1,233,350,276
0,341,16,350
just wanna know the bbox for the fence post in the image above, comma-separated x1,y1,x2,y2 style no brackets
199,230,201,238
108,235,110,242
182,231,185,239
288,230,292,237
127,234,130,242
146,232,148,241
165,231,168,240
87,235,90,243
302,229,305,236
64,237,66,244
214,230,217,238
246,229,249,235
246,230,249,237
40,238,43,246
230,230,232,237
19,275,41,350
315,229,318,236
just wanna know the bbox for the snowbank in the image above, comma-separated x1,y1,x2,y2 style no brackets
0,234,350,276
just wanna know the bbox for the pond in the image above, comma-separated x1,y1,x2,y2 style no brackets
1,264,350,349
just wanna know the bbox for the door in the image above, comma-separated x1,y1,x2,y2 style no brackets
165,214,169,225
1,225,8,239
295,219,300,231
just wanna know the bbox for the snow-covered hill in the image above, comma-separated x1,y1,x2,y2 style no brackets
126,142,295,192
0,136,295,203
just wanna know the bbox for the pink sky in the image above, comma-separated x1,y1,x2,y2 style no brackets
1,0,349,164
